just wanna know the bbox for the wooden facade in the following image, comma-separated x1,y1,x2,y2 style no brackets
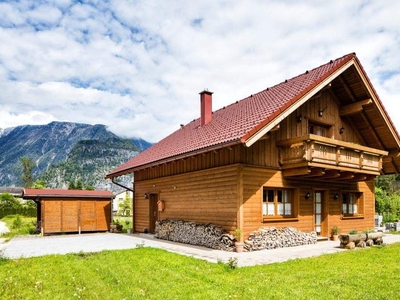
107,54,400,241
23,189,113,234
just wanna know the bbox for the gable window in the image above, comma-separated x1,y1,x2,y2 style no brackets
309,122,333,138
342,192,363,216
263,188,293,217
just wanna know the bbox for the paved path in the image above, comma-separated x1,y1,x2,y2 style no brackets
1,233,400,267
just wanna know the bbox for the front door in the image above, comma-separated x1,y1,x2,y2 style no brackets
314,191,327,236
149,194,159,233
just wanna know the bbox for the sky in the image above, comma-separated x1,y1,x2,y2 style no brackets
0,0,399,143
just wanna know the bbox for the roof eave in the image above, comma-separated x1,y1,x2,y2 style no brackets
106,139,243,179
23,195,114,199
352,56,400,149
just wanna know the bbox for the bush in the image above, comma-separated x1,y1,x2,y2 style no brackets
0,207,37,219
12,215,22,229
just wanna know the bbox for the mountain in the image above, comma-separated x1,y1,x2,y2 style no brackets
0,121,152,190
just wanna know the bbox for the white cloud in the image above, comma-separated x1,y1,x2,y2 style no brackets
0,0,399,143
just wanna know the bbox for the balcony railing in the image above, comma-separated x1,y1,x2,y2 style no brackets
277,134,388,177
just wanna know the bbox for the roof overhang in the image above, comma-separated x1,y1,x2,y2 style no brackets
242,59,355,147
106,139,243,179
23,189,114,200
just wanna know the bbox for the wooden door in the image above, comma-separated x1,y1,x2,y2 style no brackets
314,191,328,236
149,194,159,233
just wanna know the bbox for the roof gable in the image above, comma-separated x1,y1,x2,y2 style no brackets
107,53,400,177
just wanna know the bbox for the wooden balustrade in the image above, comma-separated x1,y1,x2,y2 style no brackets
277,134,388,178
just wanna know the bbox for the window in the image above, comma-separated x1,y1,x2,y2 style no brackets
342,192,362,216
263,188,293,217
309,122,333,138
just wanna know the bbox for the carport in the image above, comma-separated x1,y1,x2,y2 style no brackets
23,189,114,234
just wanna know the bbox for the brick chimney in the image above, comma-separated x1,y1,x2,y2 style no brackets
200,90,213,126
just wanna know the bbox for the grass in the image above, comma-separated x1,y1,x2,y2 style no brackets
1,243,400,299
0,215,37,238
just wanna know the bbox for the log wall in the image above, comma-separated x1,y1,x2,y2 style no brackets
134,163,375,238
134,165,240,233
241,166,375,238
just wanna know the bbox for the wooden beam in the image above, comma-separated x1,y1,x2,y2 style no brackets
339,98,372,116
323,169,341,179
359,112,385,149
352,173,368,181
383,155,400,173
282,167,311,177
338,76,356,102
347,174,376,182
335,172,354,180
303,168,325,177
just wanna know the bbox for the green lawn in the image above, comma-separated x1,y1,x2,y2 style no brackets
1,242,400,299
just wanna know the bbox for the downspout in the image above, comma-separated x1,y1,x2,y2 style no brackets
111,177,134,192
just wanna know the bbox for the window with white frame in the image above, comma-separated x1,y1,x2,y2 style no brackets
263,188,293,217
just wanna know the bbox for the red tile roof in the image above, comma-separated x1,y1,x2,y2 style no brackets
23,188,114,199
107,53,357,177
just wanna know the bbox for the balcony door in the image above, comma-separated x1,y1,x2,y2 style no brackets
314,191,328,236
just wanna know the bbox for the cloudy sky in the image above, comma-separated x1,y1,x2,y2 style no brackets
0,1,399,143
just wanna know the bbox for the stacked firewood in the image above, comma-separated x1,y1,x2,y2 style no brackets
338,232,383,249
155,219,235,251
245,227,317,251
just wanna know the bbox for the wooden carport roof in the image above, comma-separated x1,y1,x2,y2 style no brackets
23,189,114,200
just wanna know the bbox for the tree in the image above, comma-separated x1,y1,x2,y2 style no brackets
32,179,47,189
76,179,83,190
20,157,35,188
68,179,92,190
0,193,22,210
118,192,132,216
375,187,388,215
68,180,76,190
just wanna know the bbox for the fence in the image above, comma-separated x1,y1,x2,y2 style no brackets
0,207,37,219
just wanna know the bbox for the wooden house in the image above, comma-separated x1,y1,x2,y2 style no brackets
106,53,400,239
23,189,113,234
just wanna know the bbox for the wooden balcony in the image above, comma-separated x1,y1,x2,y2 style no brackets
277,134,388,180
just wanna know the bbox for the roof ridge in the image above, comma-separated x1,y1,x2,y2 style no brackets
249,52,356,99
211,53,357,115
